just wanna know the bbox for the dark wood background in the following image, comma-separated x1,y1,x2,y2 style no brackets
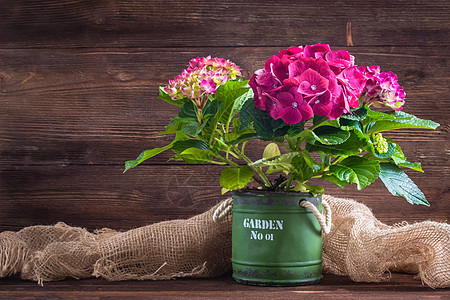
1,0,449,232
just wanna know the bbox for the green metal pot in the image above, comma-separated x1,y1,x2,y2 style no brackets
231,191,323,286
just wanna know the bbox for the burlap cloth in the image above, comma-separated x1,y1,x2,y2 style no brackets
0,195,449,288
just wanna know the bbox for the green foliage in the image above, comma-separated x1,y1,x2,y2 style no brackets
364,109,440,134
219,166,254,191
123,131,189,172
329,157,380,190
126,80,439,206
291,155,314,182
379,163,429,206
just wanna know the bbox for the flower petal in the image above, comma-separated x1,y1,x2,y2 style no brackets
298,69,329,96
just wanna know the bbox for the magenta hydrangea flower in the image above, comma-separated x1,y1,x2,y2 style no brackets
250,44,407,124
249,44,366,124
358,66,405,110
164,56,241,109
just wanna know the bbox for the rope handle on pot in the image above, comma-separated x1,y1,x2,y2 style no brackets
212,198,233,223
213,197,332,235
300,199,332,234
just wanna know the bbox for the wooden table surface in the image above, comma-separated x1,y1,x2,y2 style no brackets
1,0,449,297
1,273,449,299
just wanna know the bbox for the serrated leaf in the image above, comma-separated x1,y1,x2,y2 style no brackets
313,126,351,145
124,146,170,173
305,131,366,156
179,101,198,119
250,152,299,168
291,155,313,181
172,148,213,164
396,162,423,172
287,122,306,136
180,120,203,137
219,166,254,191
124,132,189,172
379,163,429,206
329,156,380,190
321,174,350,188
238,98,290,141
340,118,363,133
292,182,324,195
239,98,255,130
391,143,424,172
340,106,368,121
365,110,440,134
225,132,259,145
313,115,340,127
172,139,209,154
364,107,412,123
214,80,253,125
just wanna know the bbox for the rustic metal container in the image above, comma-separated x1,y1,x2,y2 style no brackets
231,191,323,286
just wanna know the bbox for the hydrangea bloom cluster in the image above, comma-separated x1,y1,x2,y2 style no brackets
164,56,241,109
358,66,405,110
249,44,405,124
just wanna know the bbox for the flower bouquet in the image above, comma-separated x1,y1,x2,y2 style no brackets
124,44,439,206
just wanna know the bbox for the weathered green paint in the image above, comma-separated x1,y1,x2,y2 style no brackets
231,191,323,286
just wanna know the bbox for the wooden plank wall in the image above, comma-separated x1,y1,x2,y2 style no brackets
1,0,449,232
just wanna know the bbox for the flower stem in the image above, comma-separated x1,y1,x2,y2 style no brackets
232,145,273,189
284,174,295,192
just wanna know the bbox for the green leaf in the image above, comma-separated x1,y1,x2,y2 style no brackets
396,161,423,172
239,98,255,130
312,126,351,145
159,117,183,135
124,132,189,172
158,86,185,107
321,174,350,188
292,182,324,195
172,139,209,154
340,106,368,121
225,132,259,145
179,101,198,119
172,148,213,164
219,166,254,191
239,98,289,141
320,153,330,165
313,115,340,127
124,146,170,173
391,143,424,172
251,109,277,140
364,106,412,123
340,119,363,133
214,80,253,125
365,110,440,134
250,152,298,168
379,162,429,206
329,156,380,190
300,150,321,171
305,131,366,156
180,120,203,137
291,155,314,181
263,143,281,159
287,122,306,136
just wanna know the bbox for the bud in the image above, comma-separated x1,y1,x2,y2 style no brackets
373,133,389,154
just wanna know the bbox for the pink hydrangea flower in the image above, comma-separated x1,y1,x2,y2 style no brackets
249,44,366,124
358,66,405,110
250,44,407,124
164,56,241,109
